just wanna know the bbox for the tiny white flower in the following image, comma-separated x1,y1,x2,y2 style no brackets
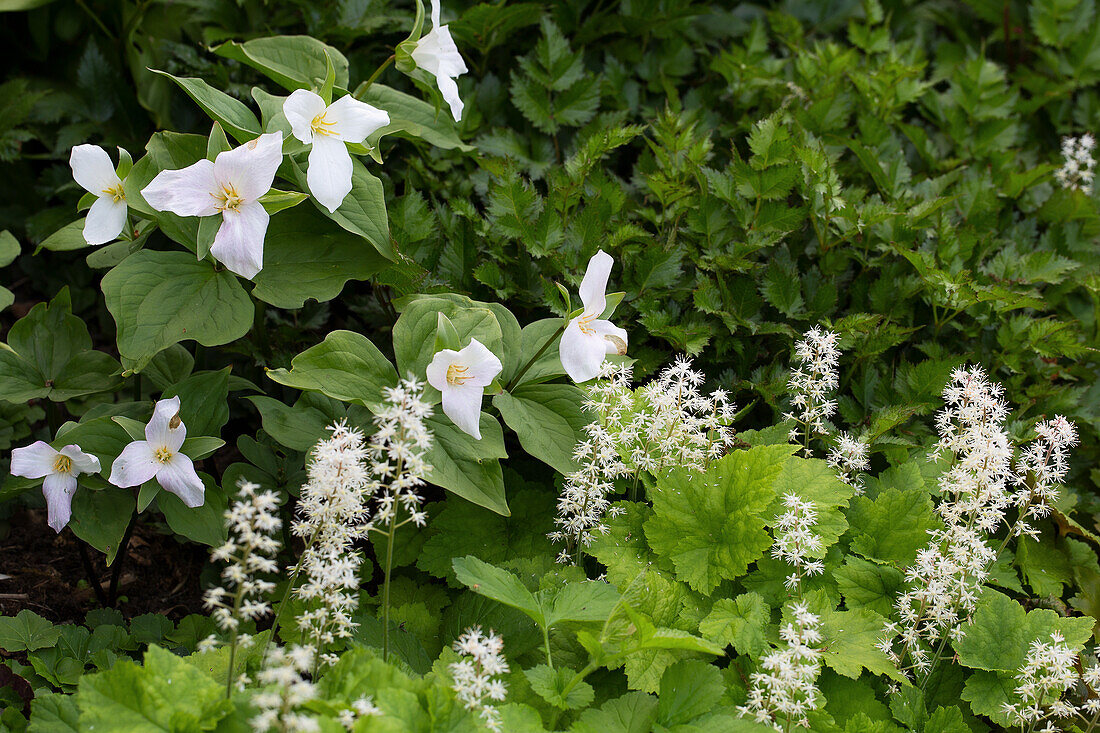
69,144,128,245
282,91,389,213
10,441,100,532
109,396,204,507
410,0,469,122
425,338,502,440
560,250,628,383
141,132,283,279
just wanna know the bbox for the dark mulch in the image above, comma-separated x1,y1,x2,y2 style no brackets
0,507,208,624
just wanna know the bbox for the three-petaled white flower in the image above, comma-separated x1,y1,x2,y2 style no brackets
426,338,502,440
410,0,468,122
560,250,628,383
283,91,390,213
10,442,101,532
70,144,129,245
141,132,283,279
109,396,204,507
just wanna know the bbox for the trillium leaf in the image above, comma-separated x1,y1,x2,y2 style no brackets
423,413,508,515
70,487,135,565
393,296,504,383
150,70,261,143
359,84,472,151
525,665,594,710
102,250,253,373
123,133,206,247
266,330,398,411
493,384,589,475
452,555,544,627
157,473,228,547
39,220,90,252
212,36,350,92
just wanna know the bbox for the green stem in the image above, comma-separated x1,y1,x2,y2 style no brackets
258,527,320,664
354,55,394,99
382,512,398,662
505,321,567,391
542,626,553,669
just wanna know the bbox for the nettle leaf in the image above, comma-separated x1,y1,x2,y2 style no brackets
644,445,797,593
0,610,60,652
493,384,589,475
698,592,770,658
525,665,594,710
102,250,253,373
845,487,940,567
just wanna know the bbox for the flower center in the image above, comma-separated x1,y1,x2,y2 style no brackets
53,454,72,474
213,184,244,212
153,446,173,464
446,363,471,386
577,312,599,335
102,184,126,203
311,111,337,137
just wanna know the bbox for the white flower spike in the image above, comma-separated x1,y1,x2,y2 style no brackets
426,338,502,440
283,91,389,213
69,144,128,245
109,396,205,507
10,442,100,532
410,0,469,122
560,250,628,383
141,132,283,279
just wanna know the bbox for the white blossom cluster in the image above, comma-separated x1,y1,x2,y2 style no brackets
784,327,840,455
449,626,509,732
1002,631,1095,731
336,697,383,730
771,492,824,593
826,431,870,494
1011,415,1079,540
1055,134,1096,193
738,602,823,730
364,376,434,533
251,645,319,733
202,481,282,653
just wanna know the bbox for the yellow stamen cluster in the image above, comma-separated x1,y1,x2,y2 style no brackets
311,112,337,137
213,184,244,212
53,454,72,474
102,184,126,203
154,446,173,463
447,363,471,385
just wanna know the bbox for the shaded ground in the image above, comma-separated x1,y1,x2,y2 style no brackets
0,507,207,624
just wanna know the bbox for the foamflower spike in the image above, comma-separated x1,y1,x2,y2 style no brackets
109,396,204,507
283,91,389,213
141,132,283,279
560,250,628,383
410,0,469,121
426,338,502,439
10,442,100,532
69,144,129,245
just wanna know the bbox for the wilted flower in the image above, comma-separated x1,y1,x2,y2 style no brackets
560,250,628,383
69,144,129,245
10,442,100,532
109,396,204,507
425,338,502,440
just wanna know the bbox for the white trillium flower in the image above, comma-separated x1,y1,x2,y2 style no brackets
10,442,101,532
283,91,390,213
426,338,502,440
560,250,628,383
109,396,204,507
70,144,128,245
141,132,284,279
410,0,469,122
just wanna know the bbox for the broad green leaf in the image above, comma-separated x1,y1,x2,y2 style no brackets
40,220,90,251
162,368,231,437
834,557,904,617
393,295,504,383
70,487,135,565
818,606,906,683
212,36,349,91
359,83,472,151
102,250,253,373
656,660,723,726
423,413,509,515
452,555,543,627
698,593,770,658
289,155,392,260
526,665,594,710
158,474,228,547
28,692,80,733
768,456,855,555
546,579,620,626
266,330,398,410
150,71,261,143
0,610,60,652
568,692,658,733
493,384,589,475
845,487,940,566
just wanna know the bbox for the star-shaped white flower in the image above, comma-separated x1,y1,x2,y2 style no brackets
109,396,204,507
141,132,283,279
70,144,129,245
426,338,502,440
283,91,389,213
410,0,469,122
10,441,101,532
560,250,628,383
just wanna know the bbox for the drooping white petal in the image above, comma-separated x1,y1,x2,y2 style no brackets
145,396,186,452
559,318,608,383
70,144,121,195
589,319,628,355
283,89,327,145
212,132,284,202
42,472,78,533
428,0,441,26
578,249,613,316
410,24,468,122
441,384,484,440
83,196,127,245
458,338,502,386
58,445,101,475
323,95,389,143
109,440,159,488
157,453,205,507
210,200,268,279
306,134,353,213
10,441,60,480
141,159,220,217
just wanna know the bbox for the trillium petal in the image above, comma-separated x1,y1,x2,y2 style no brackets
459,338,503,387
83,196,127,245
324,95,389,143
428,0,441,26
146,396,186,452
306,134,353,213
426,349,458,393
10,441,59,480
441,384,484,440
283,89,326,145
211,201,268,279
410,25,468,122
109,440,159,488
157,453,205,507
589,319,628,355
141,160,220,217
559,318,607,383
42,472,78,533
70,144,120,195
58,445,101,475
579,249,613,316
213,132,284,202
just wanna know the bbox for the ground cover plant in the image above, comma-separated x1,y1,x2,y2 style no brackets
1,0,1100,730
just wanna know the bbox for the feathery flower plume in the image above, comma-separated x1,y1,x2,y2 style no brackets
1010,415,1078,540
826,431,869,495
784,327,840,456
250,645,318,733
449,627,509,732
771,493,825,595
738,602,823,730
1002,631,1082,730
1055,134,1096,193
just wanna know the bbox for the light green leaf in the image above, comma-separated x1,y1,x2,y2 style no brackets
834,557,904,617
699,593,770,658
819,606,906,683
656,659,723,726
213,36,350,91
0,610,60,652
493,384,589,475
452,555,543,627
526,665,594,710
845,487,940,566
